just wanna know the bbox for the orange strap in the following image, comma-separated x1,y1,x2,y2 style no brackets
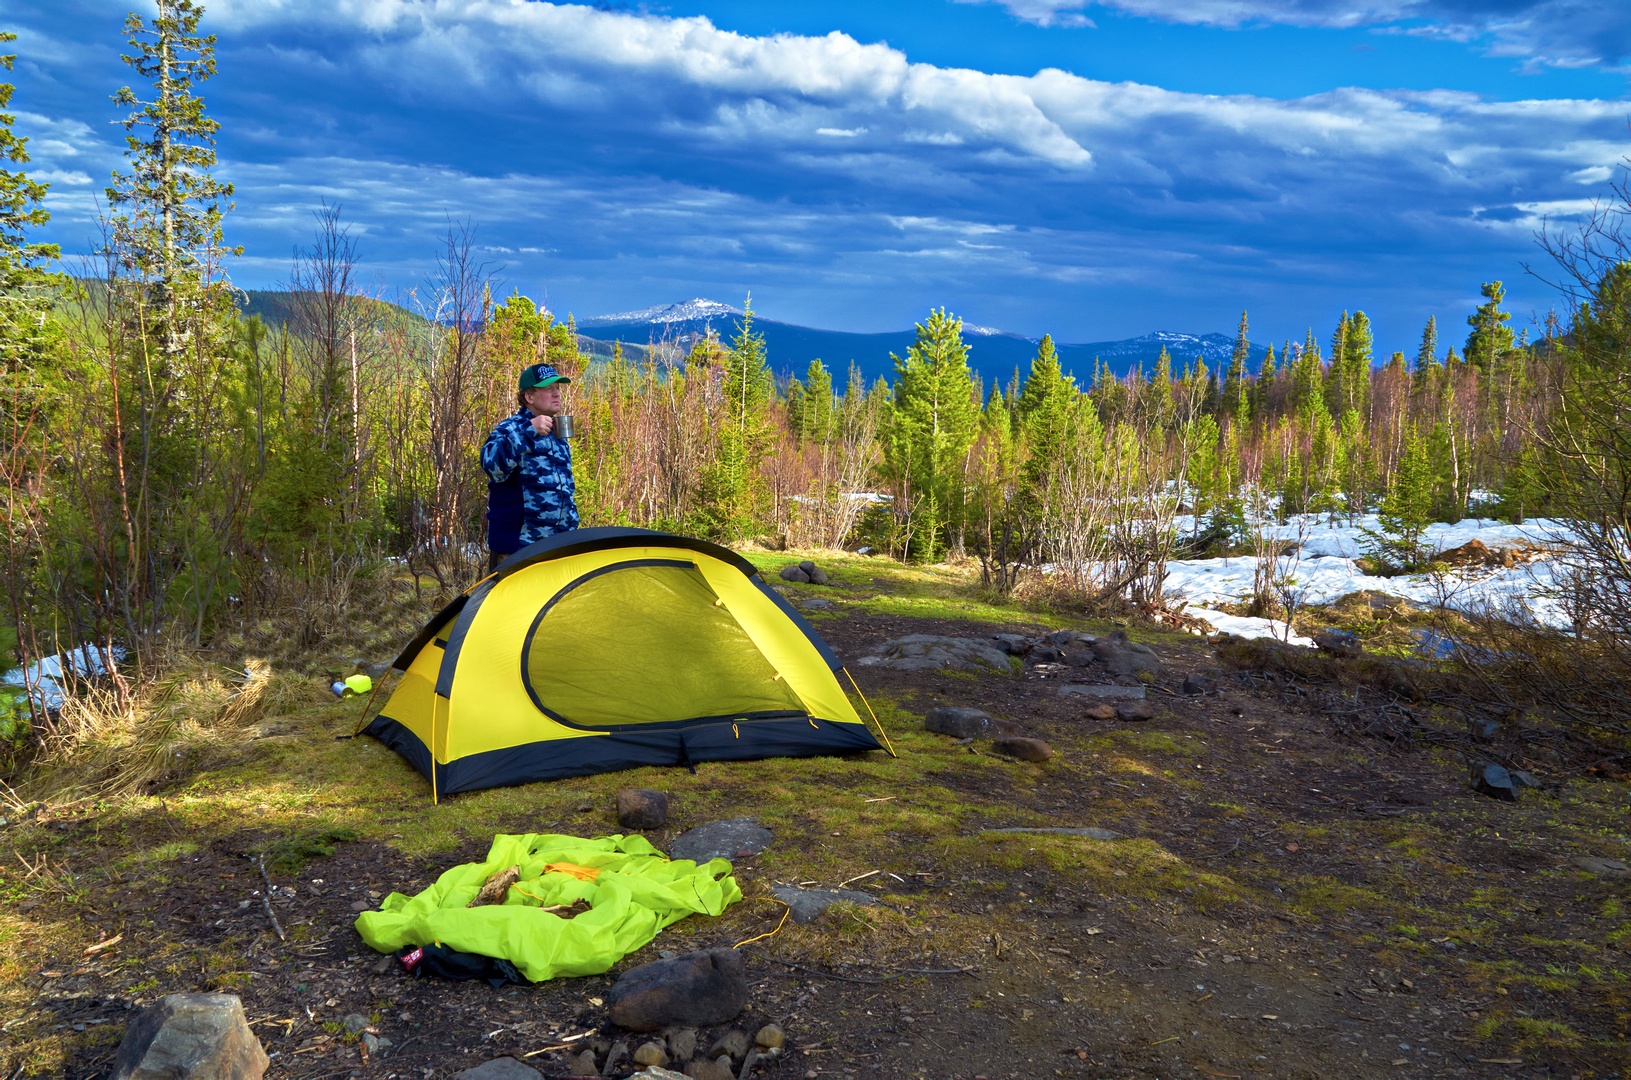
544,862,601,882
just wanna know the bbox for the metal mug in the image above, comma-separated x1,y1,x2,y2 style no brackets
553,414,575,439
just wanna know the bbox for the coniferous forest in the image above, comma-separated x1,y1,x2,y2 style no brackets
3,3,1631,760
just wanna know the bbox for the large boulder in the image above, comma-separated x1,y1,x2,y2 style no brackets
111,993,268,1080
607,950,749,1032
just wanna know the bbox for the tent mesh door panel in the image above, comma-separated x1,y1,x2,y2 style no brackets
522,560,806,728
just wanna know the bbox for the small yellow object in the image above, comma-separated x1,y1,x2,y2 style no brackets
343,674,373,695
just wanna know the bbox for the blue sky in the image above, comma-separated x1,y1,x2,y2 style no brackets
6,0,1630,353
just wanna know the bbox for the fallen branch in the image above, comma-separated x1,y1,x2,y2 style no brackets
256,855,286,942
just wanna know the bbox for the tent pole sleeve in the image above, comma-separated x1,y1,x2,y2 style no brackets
843,667,896,759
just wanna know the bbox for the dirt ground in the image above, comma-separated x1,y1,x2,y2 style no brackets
6,600,1630,1080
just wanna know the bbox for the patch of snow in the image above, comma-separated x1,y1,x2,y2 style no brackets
1185,607,1314,647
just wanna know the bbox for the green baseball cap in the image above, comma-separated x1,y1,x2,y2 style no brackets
519,363,571,391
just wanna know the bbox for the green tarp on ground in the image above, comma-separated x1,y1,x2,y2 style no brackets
354,833,741,982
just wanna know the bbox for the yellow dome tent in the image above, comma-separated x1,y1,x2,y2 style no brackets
364,527,884,800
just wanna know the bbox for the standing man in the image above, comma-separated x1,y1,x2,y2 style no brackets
481,362,579,571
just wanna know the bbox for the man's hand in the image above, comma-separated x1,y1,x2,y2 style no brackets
530,414,554,437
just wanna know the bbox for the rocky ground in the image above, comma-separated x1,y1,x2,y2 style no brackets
4,565,1630,1080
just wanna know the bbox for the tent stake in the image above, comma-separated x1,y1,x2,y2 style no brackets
842,667,897,758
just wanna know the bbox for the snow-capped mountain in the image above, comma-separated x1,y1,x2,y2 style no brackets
573,299,1246,387
578,298,743,328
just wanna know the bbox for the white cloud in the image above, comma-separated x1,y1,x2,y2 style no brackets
968,0,1631,69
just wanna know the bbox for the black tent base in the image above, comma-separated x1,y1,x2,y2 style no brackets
364,714,883,799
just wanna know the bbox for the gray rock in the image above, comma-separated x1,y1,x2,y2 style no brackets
1512,770,1542,789
991,634,1033,655
738,1048,773,1078
361,1033,390,1055
664,1027,698,1063
1313,628,1363,658
111,993,269,1080
607,950,749,1032
1029,645,1065,663
627,1068,690,1080
618,789,670,829
566,1049,599,1076
342,1013,371,1035
1057,683,1145,701
1062,650,1095,667
601,1040,631,1076
770,883,878,924
1043,630,1077,646
1179,673,1218,696
1092,631,1163,675
924,707,994,739
1115,700,1156,722
1471,761,1518,801
708,1031,752,1062
799,560,816,574
1079,702,1117,720
457,1060,543,1080
801,597,831,610
1473,718,1500,742
1571,856,1631,878
991,736,1052,762
778,565,810,583
753,1024,785,1050
668,819,772,863
982,826,1123,840
808,567,830,586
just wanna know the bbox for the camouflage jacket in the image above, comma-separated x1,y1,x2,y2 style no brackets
480,409,579,553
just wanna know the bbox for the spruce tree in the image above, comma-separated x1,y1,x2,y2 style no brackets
1223,310,1249,421
698,301,775,539
1465,281,1514,373
1016,334,1076,499
886,308,979,560
1145,345,1174,429
1251,343,1277,420
1368,426,1435,570
1415,315,1439,375
803,358,835,443
107,0,238,363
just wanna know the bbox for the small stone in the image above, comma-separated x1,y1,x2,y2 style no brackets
1470,760,1518,801
111,993,269,1080
372,954,395,975
1511,770,1542,789
455,1059,544,1080
683,1060,733,1080
737,1049,767,1078
924,707,994,739
1030,645,1065,663
808,567,830,586
753,1024,784,1050
708,1030,751,1061
1116,700,1156,722
626,1069,689,1080
361,1033,390,1054
798,560,816,573
1082,703,1116,721
633,1042,670,1067
1091,631,1163,675
664,1027,698,1062
1043,630,1076,646
1179,673,1217,696
607,950,749,1032
802,597,831,610
342,1014,371,1035
566,1049,598,1076
778,565,810,583
991,736,1052,762
1570,856,1631,878
618,789,670,829
601,1040,631,1076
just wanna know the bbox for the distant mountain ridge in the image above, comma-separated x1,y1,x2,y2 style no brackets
576,299,1245,388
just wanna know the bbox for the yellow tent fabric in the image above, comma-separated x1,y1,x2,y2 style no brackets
354,833,741,983
364,528,881,798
